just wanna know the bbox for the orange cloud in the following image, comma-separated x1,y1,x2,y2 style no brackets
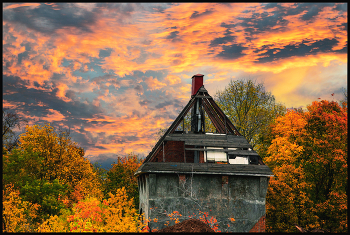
3,3,347,159
41,109,66,122
3,3,41,10
81,109,173,157
3,100,25,110
55,83,73,103
205,72,230,84
145,76,167,91
164,74,182,85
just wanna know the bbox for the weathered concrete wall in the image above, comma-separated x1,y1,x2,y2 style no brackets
138,173,269,232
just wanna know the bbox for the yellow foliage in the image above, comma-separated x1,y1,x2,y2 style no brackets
2,184,40,232
36,187,146,232
18,123,103,200
36,214,69,232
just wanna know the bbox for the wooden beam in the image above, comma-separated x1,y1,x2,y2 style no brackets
183,141,252,148
202,98,226,132
165,134,250,143
203,98,236,134
184,148,259,156
207,98,241,135
144,97,197,163
193,95,212,99
202,99,225,133
170,99,196,134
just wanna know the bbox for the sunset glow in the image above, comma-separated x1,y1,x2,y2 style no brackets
3,3,347,168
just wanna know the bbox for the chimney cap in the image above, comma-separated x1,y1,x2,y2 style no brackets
192,74,204,78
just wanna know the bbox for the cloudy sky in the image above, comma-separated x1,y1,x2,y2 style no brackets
3,3,347,168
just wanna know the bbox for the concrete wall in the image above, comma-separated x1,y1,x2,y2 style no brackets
138,172,269,232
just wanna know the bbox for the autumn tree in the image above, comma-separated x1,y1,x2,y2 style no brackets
2,148,69,223
92,162,108,191
264,110,314,232
3,123,103,228
264,100,347,233
2,109,27,152
36,187,146,232
302,100,347,232
16,123,103,199
2,184,40,232
105,154,143,209
214,78,286,152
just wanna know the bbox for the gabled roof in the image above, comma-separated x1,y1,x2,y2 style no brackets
142,85,264,164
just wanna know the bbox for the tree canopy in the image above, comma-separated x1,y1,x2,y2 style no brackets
264,100,347,232
214,78,286,151
2,109,27,152
105,154,143,209
16,123,102,199
3,123,104,227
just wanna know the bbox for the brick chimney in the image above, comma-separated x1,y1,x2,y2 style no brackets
191,74,204,135
191,74,204,97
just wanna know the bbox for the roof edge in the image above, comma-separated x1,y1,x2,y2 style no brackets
135,162,273,177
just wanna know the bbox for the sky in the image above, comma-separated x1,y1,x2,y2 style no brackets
3,3,347,169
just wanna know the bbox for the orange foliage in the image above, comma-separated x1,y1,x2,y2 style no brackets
197,211,220,232
148,210,223,232
36,187,146,232
265,100,347,233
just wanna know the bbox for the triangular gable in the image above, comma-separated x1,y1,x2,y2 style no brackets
143,85,249,163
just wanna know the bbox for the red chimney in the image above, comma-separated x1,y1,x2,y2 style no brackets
191,74,204,96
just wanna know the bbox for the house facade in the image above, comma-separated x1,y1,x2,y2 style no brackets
134,74,273,232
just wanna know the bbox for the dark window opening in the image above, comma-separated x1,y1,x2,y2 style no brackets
228,154,236,159
249,156,259,165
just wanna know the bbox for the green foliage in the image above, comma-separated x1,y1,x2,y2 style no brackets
17,123,103,199
20,179,69,222
214,78,286,152
3,145,69,223
3,96,347,232
92,162,108,183
105,154,143,209
3,148,43,188
3,122,103,230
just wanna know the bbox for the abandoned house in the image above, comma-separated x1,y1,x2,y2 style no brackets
134,74,273,232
